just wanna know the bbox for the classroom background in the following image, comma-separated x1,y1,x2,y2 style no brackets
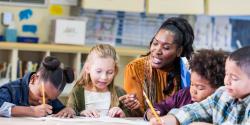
0,0,250,104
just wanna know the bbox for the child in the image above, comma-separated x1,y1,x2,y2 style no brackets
150,46,250,125
57,44,129,118
145,49,226,121
0,56,74,117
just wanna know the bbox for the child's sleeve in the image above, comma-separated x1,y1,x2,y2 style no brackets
153,87,192,116
0,85,15,117
168,88,223,124
66,85,85,116
153,92,178,116
50,99,65,114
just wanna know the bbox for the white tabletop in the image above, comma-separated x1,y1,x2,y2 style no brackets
0,116,149,125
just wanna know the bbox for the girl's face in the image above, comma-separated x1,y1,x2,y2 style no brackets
86,57,116,92
149,29,182,69
29,74,60,105
190,72,216,102
224,59,250,100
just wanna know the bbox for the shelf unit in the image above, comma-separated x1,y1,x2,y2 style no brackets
0,42,147,96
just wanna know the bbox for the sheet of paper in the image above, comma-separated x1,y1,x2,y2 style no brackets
27,116,149,125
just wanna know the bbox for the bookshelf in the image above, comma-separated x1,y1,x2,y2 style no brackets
0,42,147,96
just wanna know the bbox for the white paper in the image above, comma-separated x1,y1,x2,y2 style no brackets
28,116,149,125
2,12,13,26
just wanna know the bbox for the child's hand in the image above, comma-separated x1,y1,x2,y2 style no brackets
146,109,161,120
52,107,76,118
31,104,52,117
80,109,100,118
108,107,125,118
150,117,164,125
119,93,140,110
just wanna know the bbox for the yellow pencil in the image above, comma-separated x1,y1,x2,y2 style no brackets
41,82,46,105
143,91,161,122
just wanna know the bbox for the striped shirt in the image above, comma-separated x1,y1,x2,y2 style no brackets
169,86,250,125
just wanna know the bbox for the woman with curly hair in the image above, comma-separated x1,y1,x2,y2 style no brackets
145,49,227,120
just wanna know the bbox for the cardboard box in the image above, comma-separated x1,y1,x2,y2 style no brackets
51,18,87,45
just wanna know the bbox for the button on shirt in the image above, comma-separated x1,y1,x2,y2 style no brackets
169,86,250,125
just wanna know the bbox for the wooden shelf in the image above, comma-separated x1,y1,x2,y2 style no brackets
148,0,204,15
0,42,147,56
0,42,147,94
206,0,250,15
81,0,145,13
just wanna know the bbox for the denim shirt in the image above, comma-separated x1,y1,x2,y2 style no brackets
0,72,65,117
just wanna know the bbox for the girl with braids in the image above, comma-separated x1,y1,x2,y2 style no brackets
119,17,194,116
145,49,227,121
57,44,130,118
0,56,74,117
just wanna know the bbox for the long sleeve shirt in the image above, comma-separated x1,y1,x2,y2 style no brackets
0,72,65,117
169,86,250,125
154,87,192,116
144,87,192,120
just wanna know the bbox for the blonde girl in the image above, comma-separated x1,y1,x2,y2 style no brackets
56,44,129,118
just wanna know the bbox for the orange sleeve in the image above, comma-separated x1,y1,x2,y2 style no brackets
123,59,145,112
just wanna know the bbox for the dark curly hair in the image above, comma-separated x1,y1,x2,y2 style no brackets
189,49,227,88
149,17,194,60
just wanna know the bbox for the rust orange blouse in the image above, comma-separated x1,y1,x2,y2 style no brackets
123,56,181,115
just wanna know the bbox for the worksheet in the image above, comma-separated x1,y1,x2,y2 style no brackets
28,116,149,125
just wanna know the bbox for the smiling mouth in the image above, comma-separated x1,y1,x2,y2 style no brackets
97,82,107,85
152,57,162,64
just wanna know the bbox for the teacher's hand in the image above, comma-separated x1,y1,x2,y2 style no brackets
119,93,140,110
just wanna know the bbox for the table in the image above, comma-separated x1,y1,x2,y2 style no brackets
0,116,149,125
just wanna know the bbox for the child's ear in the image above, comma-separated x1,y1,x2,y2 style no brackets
84,63,90,73
29,74,38,85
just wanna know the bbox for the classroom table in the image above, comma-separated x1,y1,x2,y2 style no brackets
0,116,149,125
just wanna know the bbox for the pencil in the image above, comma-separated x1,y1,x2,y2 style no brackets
41,82,45,105
143,91,161,122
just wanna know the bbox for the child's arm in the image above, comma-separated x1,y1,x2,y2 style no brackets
11,104,52,117
66,85,85,116
145,88,191,121
166,88,224,124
